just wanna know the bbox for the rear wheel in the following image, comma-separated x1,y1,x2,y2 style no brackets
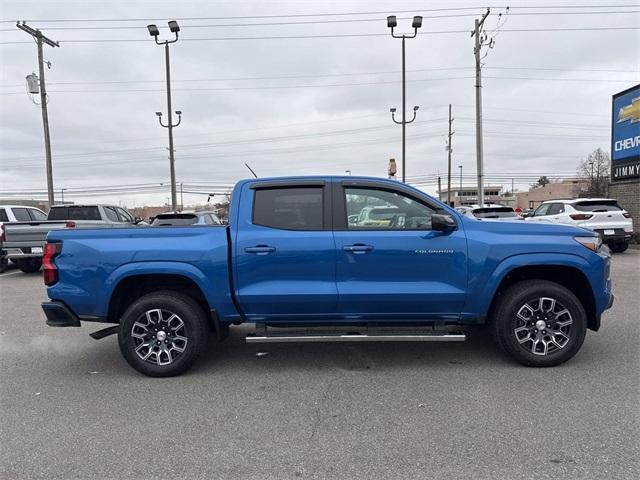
16,258,42,273
0,255,8,273
491,280,587,367
118,291,209,377
608,241,628,253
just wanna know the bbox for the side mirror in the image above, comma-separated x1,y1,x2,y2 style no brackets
134,216,143,224
431,213,457,232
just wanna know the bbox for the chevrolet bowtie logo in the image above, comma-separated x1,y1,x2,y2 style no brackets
617,96,640,123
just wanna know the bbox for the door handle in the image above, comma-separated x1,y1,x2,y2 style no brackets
343,244,373,254
244,245,276,255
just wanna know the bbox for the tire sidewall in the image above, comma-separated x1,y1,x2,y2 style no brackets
118,293,208,377
494,282,587,367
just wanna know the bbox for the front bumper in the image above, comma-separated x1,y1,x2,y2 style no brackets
42,301,81,327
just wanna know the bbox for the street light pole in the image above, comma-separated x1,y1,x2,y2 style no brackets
147,21,182,211
459,165,463,200
387,15,422,183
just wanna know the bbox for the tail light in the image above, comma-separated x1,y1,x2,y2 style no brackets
0,223,5,242
623,212,632,219
65,221,76,228
43,242,62,286
570,214,593,221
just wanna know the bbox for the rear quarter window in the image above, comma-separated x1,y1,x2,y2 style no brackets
12,208,32,221
0,208,8,222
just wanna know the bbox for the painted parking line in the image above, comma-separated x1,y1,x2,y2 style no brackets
0,271,23,278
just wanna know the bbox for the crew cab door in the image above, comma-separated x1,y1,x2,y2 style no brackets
332,181,467,320
234,181,337,320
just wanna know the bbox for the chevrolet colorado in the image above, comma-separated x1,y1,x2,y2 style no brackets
41,177,614,376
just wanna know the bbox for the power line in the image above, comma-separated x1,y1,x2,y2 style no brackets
2,26,639,45
2,10,639,32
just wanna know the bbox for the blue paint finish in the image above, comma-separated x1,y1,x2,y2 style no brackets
45,175,613,330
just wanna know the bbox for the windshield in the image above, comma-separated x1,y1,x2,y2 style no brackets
472,207,518,218
573,200,622,212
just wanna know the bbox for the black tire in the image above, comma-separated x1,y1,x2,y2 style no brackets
16,258,42,273
491,280,587,367
118,291,209,377
0,255,8,274
608,241,628,253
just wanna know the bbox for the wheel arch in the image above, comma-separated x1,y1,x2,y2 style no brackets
487,264,598,331
106,271,221,337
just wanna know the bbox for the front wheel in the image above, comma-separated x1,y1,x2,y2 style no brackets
118,291,209,377
491,280,587,367
16,258,42,273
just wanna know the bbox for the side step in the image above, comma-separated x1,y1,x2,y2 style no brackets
246,324,466,344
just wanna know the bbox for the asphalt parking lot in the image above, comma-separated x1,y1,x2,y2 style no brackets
0,252,638,480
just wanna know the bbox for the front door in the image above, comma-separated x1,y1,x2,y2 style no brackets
333,182,468,320
234,182,337,321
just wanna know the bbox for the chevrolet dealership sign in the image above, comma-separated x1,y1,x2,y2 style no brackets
611,84,640,181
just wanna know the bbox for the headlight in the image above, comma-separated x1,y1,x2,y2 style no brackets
574,236,601,252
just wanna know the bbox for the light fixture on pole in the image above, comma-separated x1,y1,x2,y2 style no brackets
387,14,422,183
147,21,182,211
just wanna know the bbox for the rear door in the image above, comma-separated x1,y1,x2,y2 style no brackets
234,181,337,321
332,181,467,320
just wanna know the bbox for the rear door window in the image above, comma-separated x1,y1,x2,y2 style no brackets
574,200,622,212
0,208,8,222
253,187,324,230
12,208,32,221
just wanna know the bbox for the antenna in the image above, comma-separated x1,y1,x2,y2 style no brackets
244,163,258,178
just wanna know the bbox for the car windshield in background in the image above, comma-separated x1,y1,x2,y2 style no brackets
574,200,622,212
151,214,198,226
48,206,101,221
472,207,518,218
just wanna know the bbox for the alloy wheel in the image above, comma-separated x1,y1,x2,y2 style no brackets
131,309,188,366
513,297,573,356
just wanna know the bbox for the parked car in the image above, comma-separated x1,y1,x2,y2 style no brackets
456,205,523,221
0,205,48,273
151,211,222,226
41,176,613,377
3,204,142,273
525,198,633,252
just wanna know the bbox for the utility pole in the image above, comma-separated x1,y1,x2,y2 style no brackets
446,104,454,206
17,22,59,207
180,182,184,211
437,176,442,201
471,8,491,207
458,165,463,205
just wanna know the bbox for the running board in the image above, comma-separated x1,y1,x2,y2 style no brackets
246,332,466,343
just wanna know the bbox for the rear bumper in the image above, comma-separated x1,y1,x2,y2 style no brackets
593,229,632,243
5,246,43,259
42,301,81,327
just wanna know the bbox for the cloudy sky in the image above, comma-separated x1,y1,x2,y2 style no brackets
0,0,638,207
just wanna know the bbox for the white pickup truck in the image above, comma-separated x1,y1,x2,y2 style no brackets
1,204,142,273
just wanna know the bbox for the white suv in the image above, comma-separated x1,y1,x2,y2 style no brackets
525,198,633,252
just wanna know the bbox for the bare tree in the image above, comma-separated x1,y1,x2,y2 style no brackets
531,175,550,189
577,148,610,197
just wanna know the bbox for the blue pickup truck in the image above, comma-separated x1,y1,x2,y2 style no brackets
41,177,613,376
